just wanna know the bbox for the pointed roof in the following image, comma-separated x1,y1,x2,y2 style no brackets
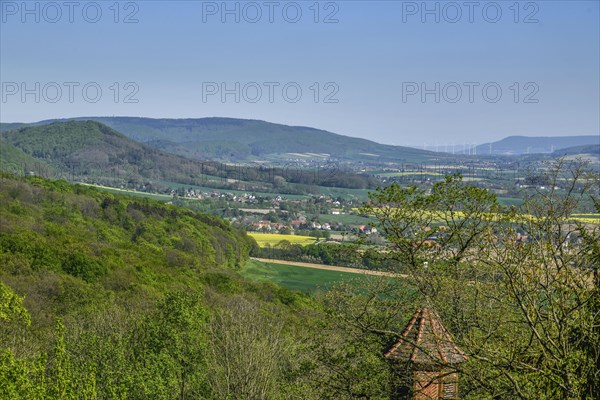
385,307,467,369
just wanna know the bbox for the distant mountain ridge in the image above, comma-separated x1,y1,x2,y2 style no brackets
2,117,597,161
2,117,439,163
476,135,599,155
552,144,600,156
0,120,377,191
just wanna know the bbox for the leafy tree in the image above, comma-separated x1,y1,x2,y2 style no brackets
206,297,285,399
0,282,30,325
46,320,77,400
308,278,416,399
136,291,209,399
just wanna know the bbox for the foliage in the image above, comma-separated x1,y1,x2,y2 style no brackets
357,161,600,399
0,173,365,399
2,161,597,399
0,282,30,326
0,174,272,399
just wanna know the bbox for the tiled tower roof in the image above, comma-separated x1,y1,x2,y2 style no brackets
385,307,467,369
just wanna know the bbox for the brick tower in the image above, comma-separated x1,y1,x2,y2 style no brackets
385,307,467,400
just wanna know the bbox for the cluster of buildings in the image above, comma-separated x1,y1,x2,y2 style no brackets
170,188,259,202
248,218,334,232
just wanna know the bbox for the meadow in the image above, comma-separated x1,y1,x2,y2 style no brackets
240,259,380,293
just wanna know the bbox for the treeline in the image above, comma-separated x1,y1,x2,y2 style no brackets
252,241,399,271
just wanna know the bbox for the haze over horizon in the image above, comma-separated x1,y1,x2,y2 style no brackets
1,1,599,147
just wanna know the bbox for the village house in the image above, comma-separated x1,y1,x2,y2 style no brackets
290,220,304,228
252,221,272,231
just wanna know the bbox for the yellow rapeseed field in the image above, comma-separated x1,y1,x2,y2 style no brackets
248,233,317,247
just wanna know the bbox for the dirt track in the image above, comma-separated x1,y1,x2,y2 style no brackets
250,258,406,278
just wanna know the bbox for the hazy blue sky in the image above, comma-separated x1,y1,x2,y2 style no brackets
1,0,599,147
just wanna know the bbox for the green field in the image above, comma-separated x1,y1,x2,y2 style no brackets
319,213,375,225
241,259,380,293
497,197,525,207
315,186,372,200
248,233,317,247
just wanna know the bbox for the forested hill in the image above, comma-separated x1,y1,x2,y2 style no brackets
0,120,378,190
24,116,439,163
0,120,245,189
0,174,319,398
0,138,52,175
0,174,256,276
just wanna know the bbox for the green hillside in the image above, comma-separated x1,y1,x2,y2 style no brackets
0,175,273,398
0,174,410,399
0,139,53,176
0,174,255,275
1,121,377,191
35,117,439,163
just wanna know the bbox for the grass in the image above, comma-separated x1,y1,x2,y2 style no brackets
319,213,375,225
497,197,525,207
248,233,317,247
315,186,372,200
241,259,380,293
